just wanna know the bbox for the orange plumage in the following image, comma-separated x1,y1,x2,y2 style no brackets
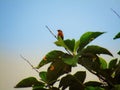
57,30,64,40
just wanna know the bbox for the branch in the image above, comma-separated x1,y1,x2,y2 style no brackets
20,54,39,73
45,25,57,39
111,8,120,19
87,68,114,87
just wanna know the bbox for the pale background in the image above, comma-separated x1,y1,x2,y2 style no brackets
0,0,120,90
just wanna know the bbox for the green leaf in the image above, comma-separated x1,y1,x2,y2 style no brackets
115,73,120,84
77,32,105,52
109,58,118,69
111,84,120,90
64,39,75,52
82,45,113,56
78,55,101,72
55,38,76,53
15,77,44,88
36,50,65,69
99,57,107,69
85,86,95,90
69,82,84,90
39,71,47,82
62,55,78,66
69,72,86,90
54,38,68,49
59,74,74,90
85,86,105,90
47,59,71,85
74,71,86,83
114,62,120,84
113,32,120,39
33,86,47,90
50,87,59,90
59,74,84,90
84,81,102,87
118,51,120,55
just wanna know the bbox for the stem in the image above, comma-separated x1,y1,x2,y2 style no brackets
20,54,39,73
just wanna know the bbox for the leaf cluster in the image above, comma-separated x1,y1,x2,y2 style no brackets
15,32,120,90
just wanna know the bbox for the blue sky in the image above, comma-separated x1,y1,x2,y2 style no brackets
0,0,120,90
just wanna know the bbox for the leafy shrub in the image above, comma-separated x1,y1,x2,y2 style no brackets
15,32,120,90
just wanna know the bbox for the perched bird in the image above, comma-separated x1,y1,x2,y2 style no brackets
57,30,64,40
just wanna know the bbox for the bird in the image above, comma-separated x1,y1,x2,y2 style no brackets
57,29,64,40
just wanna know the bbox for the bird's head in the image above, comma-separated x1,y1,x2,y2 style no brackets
57,29,62,32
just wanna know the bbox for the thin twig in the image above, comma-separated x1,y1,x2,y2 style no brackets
45,25,57,39
111,8,120,19
20,54,39,73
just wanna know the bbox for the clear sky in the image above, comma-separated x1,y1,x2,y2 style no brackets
0,0,120,90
